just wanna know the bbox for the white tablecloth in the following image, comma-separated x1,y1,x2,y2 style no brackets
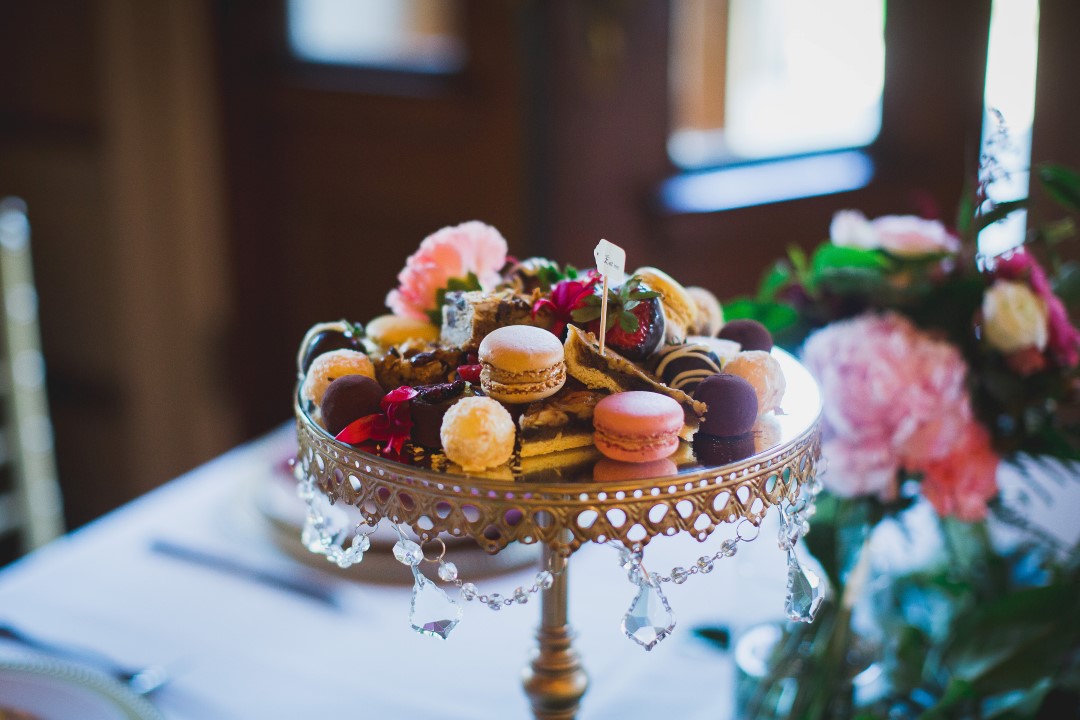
0,426,796,719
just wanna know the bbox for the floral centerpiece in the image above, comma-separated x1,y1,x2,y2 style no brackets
717,161,1080,718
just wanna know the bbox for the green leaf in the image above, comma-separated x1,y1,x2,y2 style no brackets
571,306,600,323
723,298,801,335
619,311,639,333
1039,164,1080,213
982,678,1053,719
894,625,931,693
757,261,795,302
922,678,977,718
1053,262,1080,308
968,623,1076,697
1040,217,1077,247
788,245,811,281
956,177,977,237
445,271,482,293
427,272,484,324
814,265,891,296
536,264,563,291
691,625,730,649
942,583,1078,691
578,294,602,308
627,290,661,301
810,243,892,275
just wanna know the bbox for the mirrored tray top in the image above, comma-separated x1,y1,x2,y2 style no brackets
295,349,822,555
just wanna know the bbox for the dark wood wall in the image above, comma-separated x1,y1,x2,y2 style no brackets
217,0,529,437
0,1,124,527
0,0,241,532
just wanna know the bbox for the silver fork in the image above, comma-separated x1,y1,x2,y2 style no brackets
0,623,169,695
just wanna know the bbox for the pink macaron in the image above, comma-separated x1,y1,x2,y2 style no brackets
593,391,683,463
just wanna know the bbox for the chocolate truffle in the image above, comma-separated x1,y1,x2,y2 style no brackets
301,349,376,410
321,374,384,435
725,351,786,416
693,373,758,437
652,342,722,393
298,321,364,374
411,380,468,448
693,432,756,466
718,319,773,352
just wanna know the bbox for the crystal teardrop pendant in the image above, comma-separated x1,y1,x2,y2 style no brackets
785,552,824,623
621,578,676,651
409,566,462,639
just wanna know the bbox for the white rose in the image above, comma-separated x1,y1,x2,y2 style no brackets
830,210,879,249
982,280,1049,353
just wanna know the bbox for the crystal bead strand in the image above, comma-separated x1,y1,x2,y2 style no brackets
440,557,555,611
294,466,372,569
620,518,759,588
777,476,826,623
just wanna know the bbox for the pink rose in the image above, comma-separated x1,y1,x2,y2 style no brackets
873,215,960,257
802,313,972,502
993,248,1080,368
830,211,960,257
919,421,999,521
386,221,509,321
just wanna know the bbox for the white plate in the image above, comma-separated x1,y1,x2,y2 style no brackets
0,659,163,720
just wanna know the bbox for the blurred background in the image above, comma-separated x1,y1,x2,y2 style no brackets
0,0,1075,553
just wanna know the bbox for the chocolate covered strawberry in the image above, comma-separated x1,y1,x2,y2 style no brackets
571,276,666,361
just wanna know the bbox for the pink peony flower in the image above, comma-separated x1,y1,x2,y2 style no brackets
830,211,960,257
993,248,1080,368
802,312,973,502
820,438,900,500
386,221,509,321
919,421,999,521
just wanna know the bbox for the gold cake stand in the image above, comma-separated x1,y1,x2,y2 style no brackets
294,349,822,719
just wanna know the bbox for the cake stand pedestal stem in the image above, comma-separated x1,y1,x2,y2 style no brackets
522,540,588,720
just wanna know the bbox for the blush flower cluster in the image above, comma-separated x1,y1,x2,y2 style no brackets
802,312,999,519
830,210,961,257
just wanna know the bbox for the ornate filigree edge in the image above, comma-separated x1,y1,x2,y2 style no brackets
295,397,816,557
295,402,821,556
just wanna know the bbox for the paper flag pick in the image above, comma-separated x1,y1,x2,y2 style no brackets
593,239,626,356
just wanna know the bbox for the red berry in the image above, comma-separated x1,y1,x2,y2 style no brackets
457,363,483,384
587,297,665,361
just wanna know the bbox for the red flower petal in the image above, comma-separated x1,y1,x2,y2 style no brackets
382,385,419,409
335,414,381,445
